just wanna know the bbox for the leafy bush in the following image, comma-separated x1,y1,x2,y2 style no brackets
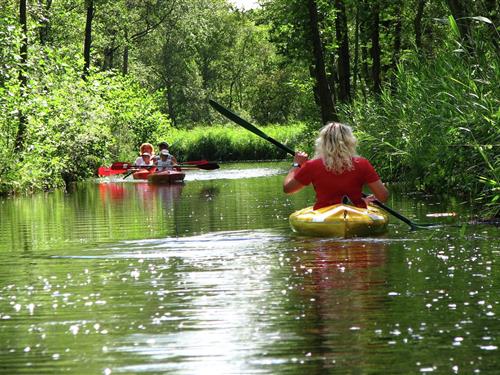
0,38,171,193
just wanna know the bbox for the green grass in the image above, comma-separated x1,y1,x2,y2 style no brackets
166,122,311,161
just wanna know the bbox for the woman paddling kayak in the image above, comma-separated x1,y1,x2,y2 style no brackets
154,142,178,171
134,152,153,167
156,149,176,171
283,122,389,209
134,143,155,166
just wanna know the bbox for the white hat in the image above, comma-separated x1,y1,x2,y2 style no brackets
160,149,169,156
142,152,151,157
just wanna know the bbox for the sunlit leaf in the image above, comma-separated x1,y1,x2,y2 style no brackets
468,16,493,24
448,15,460,38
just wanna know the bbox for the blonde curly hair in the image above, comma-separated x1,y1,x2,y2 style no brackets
314,122,358,173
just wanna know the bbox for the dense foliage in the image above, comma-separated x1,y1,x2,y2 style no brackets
0,0,498,216
0,14,171,192
349,38,499,215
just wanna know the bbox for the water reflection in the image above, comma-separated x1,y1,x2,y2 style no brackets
98,182,126,201
98,182,185,209
101,230,288,375
258,239,390,372
96,235,391,374
297,239,387,291
133,182,184,208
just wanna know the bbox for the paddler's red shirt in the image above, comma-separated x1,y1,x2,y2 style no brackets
293,157,380,210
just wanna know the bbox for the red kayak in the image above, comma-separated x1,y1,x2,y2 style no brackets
132,169,152,180
132,168,185,184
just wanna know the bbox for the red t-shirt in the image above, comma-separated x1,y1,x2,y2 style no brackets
293,157,380,209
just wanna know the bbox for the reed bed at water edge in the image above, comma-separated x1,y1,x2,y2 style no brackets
344,41,499,217
167,123,311,161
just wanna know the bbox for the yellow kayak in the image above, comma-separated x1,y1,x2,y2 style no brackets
289,204,389,237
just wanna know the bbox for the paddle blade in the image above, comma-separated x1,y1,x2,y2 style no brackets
98,167,127,176
111,162,133,170
194,162,219,170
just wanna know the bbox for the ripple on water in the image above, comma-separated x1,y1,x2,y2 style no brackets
50,230,288,260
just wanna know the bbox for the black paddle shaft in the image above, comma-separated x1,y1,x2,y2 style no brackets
209,99,295,157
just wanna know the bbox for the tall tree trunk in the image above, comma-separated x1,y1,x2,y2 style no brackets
370,3,381,94
361,44,369,90
82,0,94,79
122,30,129,75
414,0,426,50
392,1,402,70
103,46,114,70
38,0,52,45
389,2,403,91
307,0,338,124
122,45,129,75
18,0,28,89
15,0,28,151
359,12,370,97
334,0,351,103
163,46,176,126
166,77,176,126
352,4,360,95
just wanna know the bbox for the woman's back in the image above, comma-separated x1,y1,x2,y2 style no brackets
294,157,379,209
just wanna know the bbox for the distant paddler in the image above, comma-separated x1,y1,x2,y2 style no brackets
134,151,153,167
154,141,178,171
134,143,155,167
283,122,389,208
156,149,175,171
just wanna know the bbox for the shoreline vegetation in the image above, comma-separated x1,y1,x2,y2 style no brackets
1,1,498,217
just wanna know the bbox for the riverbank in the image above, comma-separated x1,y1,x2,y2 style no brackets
2,1,497,218
2,116,497,218
343,46,499,218
0,52,496,217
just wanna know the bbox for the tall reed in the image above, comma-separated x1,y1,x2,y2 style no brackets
344,27,499,216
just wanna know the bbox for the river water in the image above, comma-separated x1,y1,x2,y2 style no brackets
0,162,498,374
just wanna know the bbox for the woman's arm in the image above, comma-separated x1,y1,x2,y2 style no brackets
366,180,389,202
283,169,305,194
283,151,309,194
